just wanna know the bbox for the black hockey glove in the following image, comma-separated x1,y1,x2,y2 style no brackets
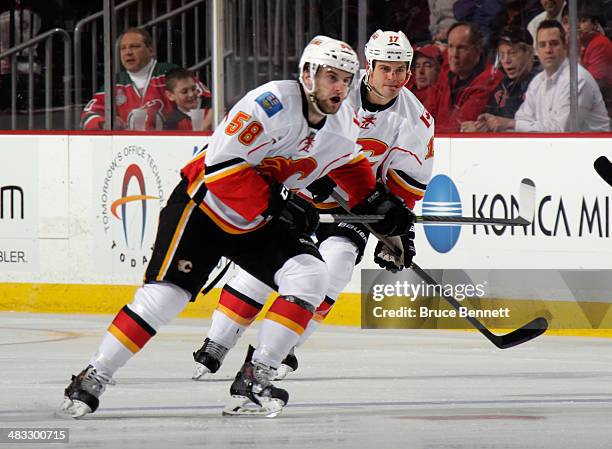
352,184,416,236
373,225,416,272
306,176,337,203
266,182,319,235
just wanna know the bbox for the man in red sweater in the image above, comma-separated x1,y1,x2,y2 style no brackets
426,22,503,132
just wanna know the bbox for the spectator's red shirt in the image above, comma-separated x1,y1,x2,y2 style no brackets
426,61,503,132
581,32,612,86
581,32,612,117
81,61,211,130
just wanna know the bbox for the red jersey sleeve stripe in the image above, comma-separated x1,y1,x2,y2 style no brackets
388,169,427,196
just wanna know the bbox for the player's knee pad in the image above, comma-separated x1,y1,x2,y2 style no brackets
128,282,191,330
226,269,274,305
319,236,358,300
274,254,329,308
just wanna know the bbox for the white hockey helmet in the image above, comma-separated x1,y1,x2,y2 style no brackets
364,29,414,70
299,35,360,86
298,36,359,117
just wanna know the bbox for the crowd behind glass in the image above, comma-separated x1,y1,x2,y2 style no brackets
0,0,610,132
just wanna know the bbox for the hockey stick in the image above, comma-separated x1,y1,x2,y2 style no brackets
594,156,612,187
320,214,530,226
330,180,548,349
321,178,536,227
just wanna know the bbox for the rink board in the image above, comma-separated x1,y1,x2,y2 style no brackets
0,133,611,335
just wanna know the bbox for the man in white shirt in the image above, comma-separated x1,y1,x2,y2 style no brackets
527,0,565,44
515,20,609,132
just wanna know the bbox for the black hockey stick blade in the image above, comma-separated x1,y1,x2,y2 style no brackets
411,263,548,349
488,317,549,349
594,156,612,187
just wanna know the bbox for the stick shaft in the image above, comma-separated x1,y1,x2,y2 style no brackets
320,214,530,226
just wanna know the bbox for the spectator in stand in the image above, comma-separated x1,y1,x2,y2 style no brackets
428,0,457,41
163,67,212,131
426,22,503,132
408,43,443,105
515,20,609,132
80,27,212,131
452,0,507,44
527,0,565,44
461,26,536,132
561,5,612,118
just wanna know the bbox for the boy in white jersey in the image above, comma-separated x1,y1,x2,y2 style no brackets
192,30,434,380
60,36,416,419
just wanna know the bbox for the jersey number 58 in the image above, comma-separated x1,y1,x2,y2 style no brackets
225,111,263,145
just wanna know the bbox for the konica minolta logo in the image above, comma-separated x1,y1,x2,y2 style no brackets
422,174,462,253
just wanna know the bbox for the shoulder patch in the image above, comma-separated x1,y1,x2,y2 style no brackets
255,92,283,117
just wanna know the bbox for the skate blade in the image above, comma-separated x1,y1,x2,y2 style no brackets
222,395,284,418
273,364,294,381
57,397,92,419
192,363,212,380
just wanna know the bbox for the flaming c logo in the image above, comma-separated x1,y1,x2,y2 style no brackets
257,156,317,183
110,164,159,247
358,138,389,159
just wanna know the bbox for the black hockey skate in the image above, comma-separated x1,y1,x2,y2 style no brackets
192,338,229,380
59,365,115,418
223,345,289,418
274,347,298,380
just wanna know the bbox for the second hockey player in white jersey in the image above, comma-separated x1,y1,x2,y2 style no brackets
192,30,434,380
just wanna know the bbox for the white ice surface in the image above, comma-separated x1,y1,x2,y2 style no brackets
0,312,611,449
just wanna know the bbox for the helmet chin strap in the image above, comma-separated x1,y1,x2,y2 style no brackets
308,92,329,117
303,65,330,117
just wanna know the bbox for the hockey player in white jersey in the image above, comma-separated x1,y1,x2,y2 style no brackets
192,30,434,380
60,35,417,418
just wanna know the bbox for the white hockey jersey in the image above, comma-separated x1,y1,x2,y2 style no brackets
322,74,435,210
181,80,375,233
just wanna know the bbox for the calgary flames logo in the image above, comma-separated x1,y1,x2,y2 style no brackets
257,156,317,183
358,138,389,159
